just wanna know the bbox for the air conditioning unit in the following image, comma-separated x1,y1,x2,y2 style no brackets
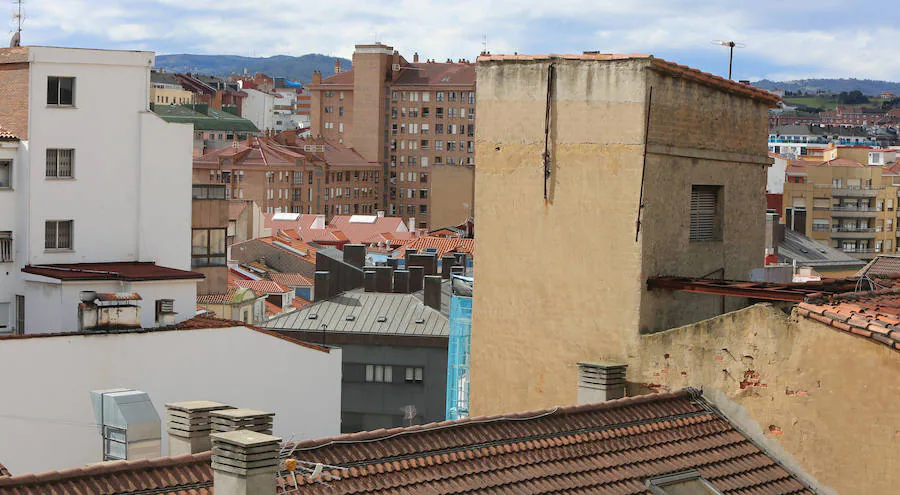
392,63,401,71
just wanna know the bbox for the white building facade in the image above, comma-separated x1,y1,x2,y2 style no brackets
0,46,199,334
241,87,277,133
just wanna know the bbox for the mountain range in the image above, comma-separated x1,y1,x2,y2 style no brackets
155,54,900,95
752,78,900,96
154,54,352,84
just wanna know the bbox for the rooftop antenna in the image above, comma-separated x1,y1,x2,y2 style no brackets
401,404,417,427
481,34,488,55
275,435,348,493
9,0,23,47
711,40,745,80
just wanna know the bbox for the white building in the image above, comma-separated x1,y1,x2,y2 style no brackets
0,323,342,474
241,87,277,133
0,46,199,334
766,152,788,194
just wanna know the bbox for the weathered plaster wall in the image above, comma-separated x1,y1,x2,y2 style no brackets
635,303,900,495
471,59,649,416
430,164,474,228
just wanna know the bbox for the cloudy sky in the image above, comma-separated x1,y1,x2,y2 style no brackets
16,0,900,82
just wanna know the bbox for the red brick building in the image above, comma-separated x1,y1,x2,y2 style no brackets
307,44,476,229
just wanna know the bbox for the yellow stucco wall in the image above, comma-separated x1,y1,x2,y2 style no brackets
430,164,474,228
635,303,900,495
470,58,772,416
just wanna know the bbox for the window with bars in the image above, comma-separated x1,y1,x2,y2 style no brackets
45,220,73,250
0,231,11,262
47,76,75,106
689,185,723,242
46,149,74,178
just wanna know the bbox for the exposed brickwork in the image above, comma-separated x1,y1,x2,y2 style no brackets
0,47,29,140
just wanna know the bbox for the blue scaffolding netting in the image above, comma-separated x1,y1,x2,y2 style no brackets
446,277,473,420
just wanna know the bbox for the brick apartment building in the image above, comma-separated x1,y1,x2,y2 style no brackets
192,135,379,218
307,44,476,229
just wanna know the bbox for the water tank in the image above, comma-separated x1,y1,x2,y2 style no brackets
90,389,161,461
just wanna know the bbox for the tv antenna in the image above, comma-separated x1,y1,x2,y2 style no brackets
481,34,488,55
275,435,348,493
711,40,745,80
401,404,417,427
10,0,24,47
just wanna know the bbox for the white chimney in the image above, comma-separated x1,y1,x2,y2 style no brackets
166,400,234,455
407,217,416,231
577,362,628,404
376,210,385,218
211,430,281,495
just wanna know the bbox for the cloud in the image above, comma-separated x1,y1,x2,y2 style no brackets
12,0,900,81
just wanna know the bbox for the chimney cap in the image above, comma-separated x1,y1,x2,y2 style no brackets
166,400,231,412
577,361,627,369
210,430,281,448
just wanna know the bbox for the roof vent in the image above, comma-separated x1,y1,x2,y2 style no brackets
91,389,161,461
377,316,387,322
308,313,318,319
577,362,628,404
345,315,356,321
415,318,425,324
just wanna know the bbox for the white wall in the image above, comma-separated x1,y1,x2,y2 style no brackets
767,155,788,194
0,326,342,474
0,141,24,330
23,277,198,333
242,88,275,132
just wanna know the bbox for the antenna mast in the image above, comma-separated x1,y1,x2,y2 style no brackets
10,0,23,47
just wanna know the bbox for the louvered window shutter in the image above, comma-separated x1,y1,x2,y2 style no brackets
690,187,718,241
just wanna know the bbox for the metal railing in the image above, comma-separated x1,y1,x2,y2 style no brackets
831,206,881,212
832,227,876,233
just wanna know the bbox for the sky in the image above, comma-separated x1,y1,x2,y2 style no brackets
15,0,900,82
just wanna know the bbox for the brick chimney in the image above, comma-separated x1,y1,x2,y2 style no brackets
210,430,281,495
577,362,627,403
334,60,341,74
166,401,233,455
413,52,419,63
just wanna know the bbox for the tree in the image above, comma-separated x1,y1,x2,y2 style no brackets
838,90,869,105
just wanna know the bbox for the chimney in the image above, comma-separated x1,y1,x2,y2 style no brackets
166,401,233,455
377,210,385,218
405,248,417,261
453,252,467,269
386,257,399,270
393,270,410,293
409,265,425,292
407,217,416,232
314,271,330,302
450,265,465,277
413,52,419,63
211,408,276,435
334,60,342,74
364,270,376,292
210,430,281,495
441,255,456,279
577,362,628,404
424,275,442,310
343,243,366,269
375,266,393,292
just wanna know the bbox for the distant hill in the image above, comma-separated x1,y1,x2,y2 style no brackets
154,54,352,84
753,78,900,96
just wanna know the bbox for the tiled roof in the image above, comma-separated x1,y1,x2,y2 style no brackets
231,279,292,294
228,200,249,220
21,262,204,281
392,62,476,86
395,236,474,259
798,294,900,352
0,462,8,477
268,272,314,287
194,137,303,167
0,452,212,495
478,53,780,106
854,255,900,277
286,389,816,494
327,215,411,244
810,157,865,167
0,125,18,141
196,286,262,304
318,70,355,86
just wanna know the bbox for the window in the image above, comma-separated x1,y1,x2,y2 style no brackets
0,231,10,262
47,76,75,106
365,364,394,382
45,220,73,250
0,160,10,188
191,184,226,199
420,189,428,199
191,228,226,267
45,149,74,178
646,471,721,495
405,367,424,383
339,106,344,116
689,186,722,242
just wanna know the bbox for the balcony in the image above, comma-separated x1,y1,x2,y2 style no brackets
830,206,879,218
830,227,876,238
830,186,883,197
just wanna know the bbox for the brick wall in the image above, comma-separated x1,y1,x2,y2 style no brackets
0,47,30,139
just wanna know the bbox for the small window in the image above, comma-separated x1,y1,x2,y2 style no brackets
646,471,721,494
365,364,393,383
0,231,11,262
405,367,424,383
46,149,74,178
47,76,75,106
689,185,723,242
0,160,10,188
191,228,226,266
45,220,73,250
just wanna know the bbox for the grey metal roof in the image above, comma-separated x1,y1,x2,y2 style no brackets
263,289,449,337
778,229,866,269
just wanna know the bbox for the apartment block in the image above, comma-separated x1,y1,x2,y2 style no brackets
307,44,476,229
783,154,900,259
192,136,379,218
149,70,194,106
0,46,200,333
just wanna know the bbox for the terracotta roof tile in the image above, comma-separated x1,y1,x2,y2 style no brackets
0,452,213,494
0,125,18,141
394,236,474,259
283,389,814,494
268,272,314,287
231,279,292,294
